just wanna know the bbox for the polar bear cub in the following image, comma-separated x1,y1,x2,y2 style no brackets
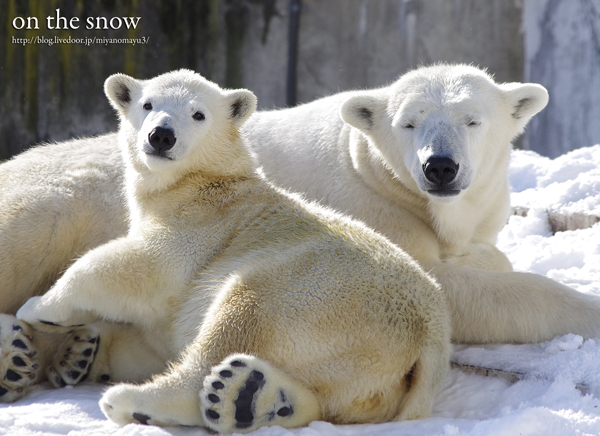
17,70,450,433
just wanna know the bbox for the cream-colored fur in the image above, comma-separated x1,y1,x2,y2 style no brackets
0,137,127,315
16,70,450,433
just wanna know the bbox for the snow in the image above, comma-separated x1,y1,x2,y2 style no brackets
1,146,600,435
501,145,600,295
508,144,600,216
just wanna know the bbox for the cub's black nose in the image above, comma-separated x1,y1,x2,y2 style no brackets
148,127,176,153
423,157,459,186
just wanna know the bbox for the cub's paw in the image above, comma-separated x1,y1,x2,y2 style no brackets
16,297,89,334
0,314,41,402
100,383,203,428
47,325,100,388
100,384,151,427
200,354,320,433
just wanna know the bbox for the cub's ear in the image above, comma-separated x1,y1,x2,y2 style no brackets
500,82,549,132
104,73,142,114
225,89,257,127
340,94,387,133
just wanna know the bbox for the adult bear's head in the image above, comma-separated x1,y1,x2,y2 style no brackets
340,64,548,203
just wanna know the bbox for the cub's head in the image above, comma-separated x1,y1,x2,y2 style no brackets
340,64,548,203
105,69,257,181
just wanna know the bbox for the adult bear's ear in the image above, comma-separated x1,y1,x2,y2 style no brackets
340,94,387,133
225,89,257,127
104,73,142,114
500,82,549,133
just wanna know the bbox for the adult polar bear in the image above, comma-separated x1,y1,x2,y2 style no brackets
0,64,598,345
246,63,600,344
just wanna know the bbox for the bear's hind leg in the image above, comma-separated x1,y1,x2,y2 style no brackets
201,354,321,434
99,351,321,432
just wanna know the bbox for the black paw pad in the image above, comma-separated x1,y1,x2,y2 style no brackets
0,386,7,396
5,370,22,382
132,412,151,425
233,369,266,429
12,339,27,350
66,370,81,380
212,381,224,390
208,393,220,403
219,370,233,378
76,360,88,369
246,380,259,393
206,409,220,420
55,375,67,388
100,374,110,382
12,325,23,331
277,406,292,417
12,356,26,367
82,348,93,357
230,360,246,367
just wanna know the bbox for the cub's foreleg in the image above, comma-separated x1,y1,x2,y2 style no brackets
16,237,180,329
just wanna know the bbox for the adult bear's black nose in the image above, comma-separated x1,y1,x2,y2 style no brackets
423,157,459,186
148,127,176,153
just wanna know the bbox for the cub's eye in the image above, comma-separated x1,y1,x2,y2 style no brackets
467,120,480,127
193,111,205,121
143,103,152,110
403,123,415,129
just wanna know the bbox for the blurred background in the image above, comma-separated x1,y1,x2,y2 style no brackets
1,0,599,161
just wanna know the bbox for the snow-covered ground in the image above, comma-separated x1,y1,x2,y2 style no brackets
1,145,599,436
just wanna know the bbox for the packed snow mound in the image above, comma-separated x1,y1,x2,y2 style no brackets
1,145,599,435
509,144,600,216
499,146,600,296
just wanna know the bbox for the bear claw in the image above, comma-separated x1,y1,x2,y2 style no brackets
132,412,151,425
